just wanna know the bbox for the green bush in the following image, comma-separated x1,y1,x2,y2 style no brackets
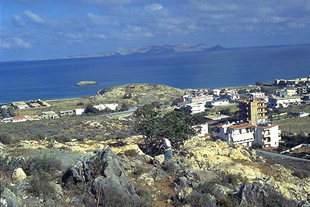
28,170,56,199
23,155,62,175
0,132,14,145
222,173,248,186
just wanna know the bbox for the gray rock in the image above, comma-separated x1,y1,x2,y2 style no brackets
237,183,298,207
175,176,189,188
130,159,144,171
0,188,23,207
62,149,140,207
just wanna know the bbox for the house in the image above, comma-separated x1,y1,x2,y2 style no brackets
193,123,209,137
299,112,309,117
40,111,59,119
213,122,281,148
187,102,206,114
11,101,29,109
302,94,310,104
206,99,230,107
59,110,74,117
11,115,28,123
213,123,255,147
254,124,281,148
75,108,85,115
268,96,302,108
296,86,308,95
181,94,213,104
1,118,12,123
94,103,118,111
30,103,42,108
286,88,297,96
211,89,221,96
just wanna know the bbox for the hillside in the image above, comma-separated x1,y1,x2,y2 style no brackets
94,83,185,105
1,134,309,206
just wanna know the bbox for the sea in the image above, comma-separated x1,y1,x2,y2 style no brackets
0,44,310,103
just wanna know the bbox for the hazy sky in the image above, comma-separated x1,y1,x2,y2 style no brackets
1,0,310,61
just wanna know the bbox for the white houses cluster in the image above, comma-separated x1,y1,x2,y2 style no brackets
213,122,281,148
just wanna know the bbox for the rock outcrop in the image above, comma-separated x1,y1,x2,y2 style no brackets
62,149,140,206
178,137,310,201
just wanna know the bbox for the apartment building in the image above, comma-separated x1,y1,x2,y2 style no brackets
238,99,267,125
213,123,255,147
268,96,302,108
213,122,281,148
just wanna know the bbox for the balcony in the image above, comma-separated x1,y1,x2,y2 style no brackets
230,132,254,142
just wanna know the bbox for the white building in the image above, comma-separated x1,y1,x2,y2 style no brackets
75,108,85,115
213,123,255,147
211,89,221,96
193,123,209,137
40,111,59,119
11,101,29,109
187,102,206,114
268,96,302,108
94,103,119,111
206,99,230,107
254,124,281,148
213,122,281,148
1,118,12,123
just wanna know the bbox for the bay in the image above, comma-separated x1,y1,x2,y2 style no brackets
0,44,309,103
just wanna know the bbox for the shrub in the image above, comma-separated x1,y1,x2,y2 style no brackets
216,197,235,207
0,132,13,145
186,192,216,207
28,170,56,199
53,135,71,143
23,155,62,175
222,173,248,186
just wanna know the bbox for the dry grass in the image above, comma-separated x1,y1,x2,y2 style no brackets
275,116,310,135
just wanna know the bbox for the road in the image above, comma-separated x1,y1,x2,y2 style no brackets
256,149,310,162
100,107,138,117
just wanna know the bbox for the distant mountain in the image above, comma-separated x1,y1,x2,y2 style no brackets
68,44,226,59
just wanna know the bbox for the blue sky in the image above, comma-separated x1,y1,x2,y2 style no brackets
1,0,310,61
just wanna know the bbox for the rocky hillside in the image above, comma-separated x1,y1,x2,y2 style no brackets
94,84,185,105
1,135,309,206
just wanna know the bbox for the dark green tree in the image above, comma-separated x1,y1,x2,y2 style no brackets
134,105,197,154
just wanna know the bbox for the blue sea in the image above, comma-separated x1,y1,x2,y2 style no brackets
0,44,310,103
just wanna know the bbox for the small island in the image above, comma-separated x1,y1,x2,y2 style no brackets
75,81,98,86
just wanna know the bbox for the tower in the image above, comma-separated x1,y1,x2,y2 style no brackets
238,99,267,125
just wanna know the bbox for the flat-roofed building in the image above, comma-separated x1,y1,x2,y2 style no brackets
268,96,302,108
59,110,74,117
11,101,29,109
213,123,255,147
254,124,281,148
41,111,59,119
213,122,281,148
239,99,267,125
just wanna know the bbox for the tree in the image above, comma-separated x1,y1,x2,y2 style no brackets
84,104,100,115
133,105,196,154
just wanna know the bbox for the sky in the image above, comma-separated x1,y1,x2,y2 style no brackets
1,0,310,61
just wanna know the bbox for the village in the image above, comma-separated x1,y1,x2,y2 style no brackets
0,76,310,158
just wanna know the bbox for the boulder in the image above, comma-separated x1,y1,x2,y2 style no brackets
11,168,27,181
62,149,140,206
175,176,189,188
0,188,23,207
154,154,165,165
237,183,298,207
